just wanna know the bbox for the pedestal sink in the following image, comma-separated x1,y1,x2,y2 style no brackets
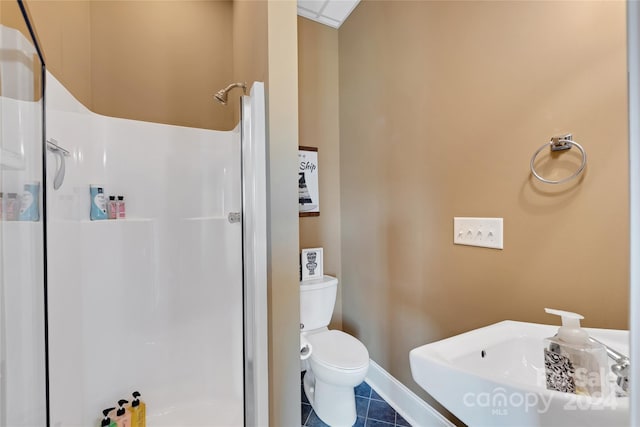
409,321,629,426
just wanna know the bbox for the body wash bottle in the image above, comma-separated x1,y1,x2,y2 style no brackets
128,391,146,427
108,196,117,219
543,308,609,397
113,399,131,427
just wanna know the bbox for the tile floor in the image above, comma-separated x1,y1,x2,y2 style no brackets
301,372,411,427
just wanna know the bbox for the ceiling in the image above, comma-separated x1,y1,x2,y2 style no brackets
297,0,361,29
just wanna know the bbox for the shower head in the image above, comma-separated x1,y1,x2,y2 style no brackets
214,82,247,105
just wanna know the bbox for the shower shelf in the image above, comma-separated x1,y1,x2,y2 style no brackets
79,218,153,224
184,216,229,221
0,147,25,170
76,217,230,223
1,220,41,225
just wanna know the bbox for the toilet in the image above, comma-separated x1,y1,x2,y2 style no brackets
300,275,369,427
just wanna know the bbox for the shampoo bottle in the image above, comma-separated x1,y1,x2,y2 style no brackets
19,182,40,221
117,196,126,219
101,407,116,427
113,399,131,427
128,391,146,427
90,185,108,220
543,308,609,397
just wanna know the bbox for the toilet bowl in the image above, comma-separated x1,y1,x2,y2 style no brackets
300,276,370,427
303,329,369,426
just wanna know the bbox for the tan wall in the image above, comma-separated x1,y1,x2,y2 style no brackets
90,1,234,130
338,0,628,416
27,0,235,130
26,0,92,108
2,1,33,43
266,2,301,426
297,17,342,329
1,0,43,101
232,0,268,125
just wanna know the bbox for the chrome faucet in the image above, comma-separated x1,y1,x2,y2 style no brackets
590,337,630,394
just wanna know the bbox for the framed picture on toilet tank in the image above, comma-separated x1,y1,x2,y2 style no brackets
299,146,320,217
301,247,323,281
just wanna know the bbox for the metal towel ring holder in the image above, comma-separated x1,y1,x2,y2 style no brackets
530,133,587,185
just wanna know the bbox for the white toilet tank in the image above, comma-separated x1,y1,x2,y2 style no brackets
300,275,338,332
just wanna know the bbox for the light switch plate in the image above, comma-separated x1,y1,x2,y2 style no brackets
453,217,503,249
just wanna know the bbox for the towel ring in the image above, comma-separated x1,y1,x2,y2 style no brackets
530,134,587,185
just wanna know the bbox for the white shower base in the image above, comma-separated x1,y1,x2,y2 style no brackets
147,399,243,427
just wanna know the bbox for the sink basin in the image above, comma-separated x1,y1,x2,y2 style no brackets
409,321,629,426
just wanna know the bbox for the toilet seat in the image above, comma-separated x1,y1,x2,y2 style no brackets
307,330,369,370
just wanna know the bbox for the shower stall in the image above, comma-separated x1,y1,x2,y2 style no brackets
1,2,268,426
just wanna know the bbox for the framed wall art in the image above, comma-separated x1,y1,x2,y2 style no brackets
301,247,323,281
299,146,320,217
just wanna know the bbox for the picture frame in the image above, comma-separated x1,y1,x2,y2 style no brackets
301,247,324,281
299,146,320,217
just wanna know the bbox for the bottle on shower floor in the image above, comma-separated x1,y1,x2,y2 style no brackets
113,399,131,427
128,391,146,427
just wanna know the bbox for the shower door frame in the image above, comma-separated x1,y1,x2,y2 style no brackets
15,2,51,423
240,83,269,427
628,0,640,425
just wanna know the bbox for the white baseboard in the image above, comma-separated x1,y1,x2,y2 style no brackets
365,359,454,427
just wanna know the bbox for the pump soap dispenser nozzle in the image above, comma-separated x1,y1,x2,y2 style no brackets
544,308,589,345
131,391,140,407
101,407,116,427
117,400,128,415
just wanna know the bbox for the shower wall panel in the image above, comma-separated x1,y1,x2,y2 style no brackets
45,72,243,426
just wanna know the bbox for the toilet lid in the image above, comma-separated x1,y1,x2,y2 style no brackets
307,330,369,370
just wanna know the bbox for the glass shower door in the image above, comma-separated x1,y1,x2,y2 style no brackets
0,1,47,426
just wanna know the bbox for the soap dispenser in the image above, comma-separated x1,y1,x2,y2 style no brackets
113,399,131,427
101,407,116,427
543,308,609,397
